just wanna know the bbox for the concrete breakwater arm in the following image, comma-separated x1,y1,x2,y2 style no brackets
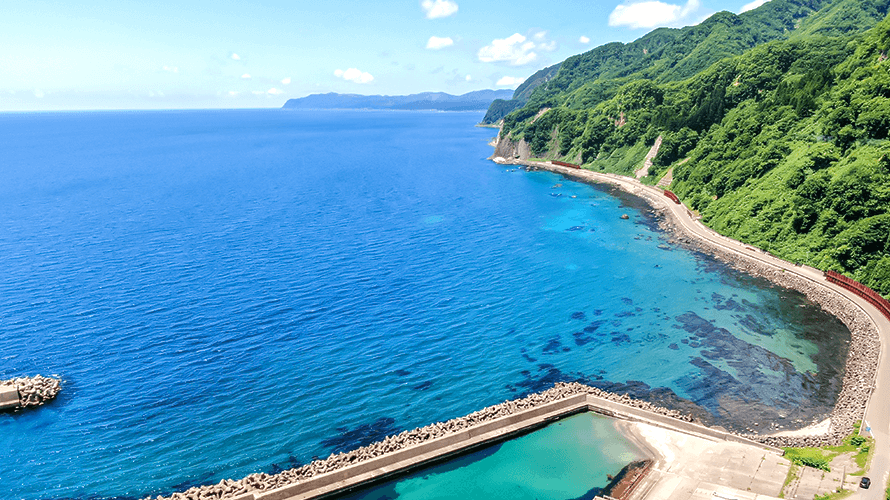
0,375,62,411
143,382,783,500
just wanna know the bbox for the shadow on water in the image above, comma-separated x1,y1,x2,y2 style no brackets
321,417,403,455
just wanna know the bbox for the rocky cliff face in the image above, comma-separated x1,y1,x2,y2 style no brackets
491,131,530,160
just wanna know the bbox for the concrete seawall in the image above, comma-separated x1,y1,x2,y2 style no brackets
505,159,883,448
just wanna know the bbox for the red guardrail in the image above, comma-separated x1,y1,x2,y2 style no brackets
825,270,890,320
552,160,581,169
663,190,681,204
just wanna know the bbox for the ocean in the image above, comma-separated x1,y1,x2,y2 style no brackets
0,109,850,500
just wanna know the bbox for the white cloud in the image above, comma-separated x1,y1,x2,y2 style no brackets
579,35,591,44
231,53,241,60
740,0,769,13
162,65,179,73
334,68,374,84
538,40,557,51
281,77,292,85
426,36,454,50
34,89,45,98
421,0,458,19
465,74,472,82
228,91,240,96
608,0,701,29
241,73,252,79
478,33,538,66
496,76,524,86
267,88,285,95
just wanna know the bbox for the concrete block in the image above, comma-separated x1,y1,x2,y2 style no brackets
0,385,20,411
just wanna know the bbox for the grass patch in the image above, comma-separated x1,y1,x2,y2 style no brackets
784,447,832,471
782,421,873,474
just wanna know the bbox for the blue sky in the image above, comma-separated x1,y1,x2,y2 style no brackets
1,0,770,111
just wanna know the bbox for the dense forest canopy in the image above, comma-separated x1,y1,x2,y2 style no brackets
487,0,890,297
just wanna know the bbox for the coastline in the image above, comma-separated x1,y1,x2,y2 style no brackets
497,157,881,448
140,155,884,500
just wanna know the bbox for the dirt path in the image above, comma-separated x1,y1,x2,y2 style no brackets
634,135,662,179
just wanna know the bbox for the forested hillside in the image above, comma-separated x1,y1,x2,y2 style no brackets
490,0,890,297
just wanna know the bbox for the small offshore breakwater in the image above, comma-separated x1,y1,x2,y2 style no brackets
508,158,881,448
0,375,62,411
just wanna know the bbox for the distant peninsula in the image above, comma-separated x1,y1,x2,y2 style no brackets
281,89,513,111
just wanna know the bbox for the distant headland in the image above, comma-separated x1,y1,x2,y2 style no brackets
281,89,513,111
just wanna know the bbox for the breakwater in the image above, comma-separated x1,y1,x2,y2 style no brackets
0,375,62,411
144,382,781,500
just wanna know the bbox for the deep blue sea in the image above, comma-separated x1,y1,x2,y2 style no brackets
0,109,850,500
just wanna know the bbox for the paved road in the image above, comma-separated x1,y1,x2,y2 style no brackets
528,162,890,499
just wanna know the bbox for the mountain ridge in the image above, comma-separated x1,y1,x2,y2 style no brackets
283,89,513,111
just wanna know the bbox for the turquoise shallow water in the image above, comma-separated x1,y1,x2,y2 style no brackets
0,109,850,500
339,413,645,500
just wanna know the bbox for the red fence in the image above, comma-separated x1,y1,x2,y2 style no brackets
663,190,681,204
825,270,890,320
552,160,581,169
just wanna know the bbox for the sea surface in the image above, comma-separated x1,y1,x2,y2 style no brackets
0,109,850,500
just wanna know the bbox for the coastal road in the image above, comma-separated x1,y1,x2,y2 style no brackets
522,161,890,499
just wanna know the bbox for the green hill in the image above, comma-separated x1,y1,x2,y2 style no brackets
489,0,890,297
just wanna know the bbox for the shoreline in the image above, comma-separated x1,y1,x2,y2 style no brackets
141,156,884,500
499,158,881,448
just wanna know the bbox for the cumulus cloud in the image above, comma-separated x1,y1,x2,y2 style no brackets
426,36,454,50
740,0,769,12
465,74,472,82
579,35,591,44
267,88,285,95
241,73,251,79
496,76,524,86
478,33,539,66
231,53,241,60
228,91,240,96
281,77,292,85
421,0,458,19
608,0,701,29
334,68,374,83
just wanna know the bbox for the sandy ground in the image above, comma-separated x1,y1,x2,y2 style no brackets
766,419,832,438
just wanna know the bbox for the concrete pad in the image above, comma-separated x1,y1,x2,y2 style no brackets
625,422,792,500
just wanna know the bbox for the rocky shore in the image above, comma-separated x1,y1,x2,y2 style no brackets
656,201,879,448
0,375,62,409
503,157,880,448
